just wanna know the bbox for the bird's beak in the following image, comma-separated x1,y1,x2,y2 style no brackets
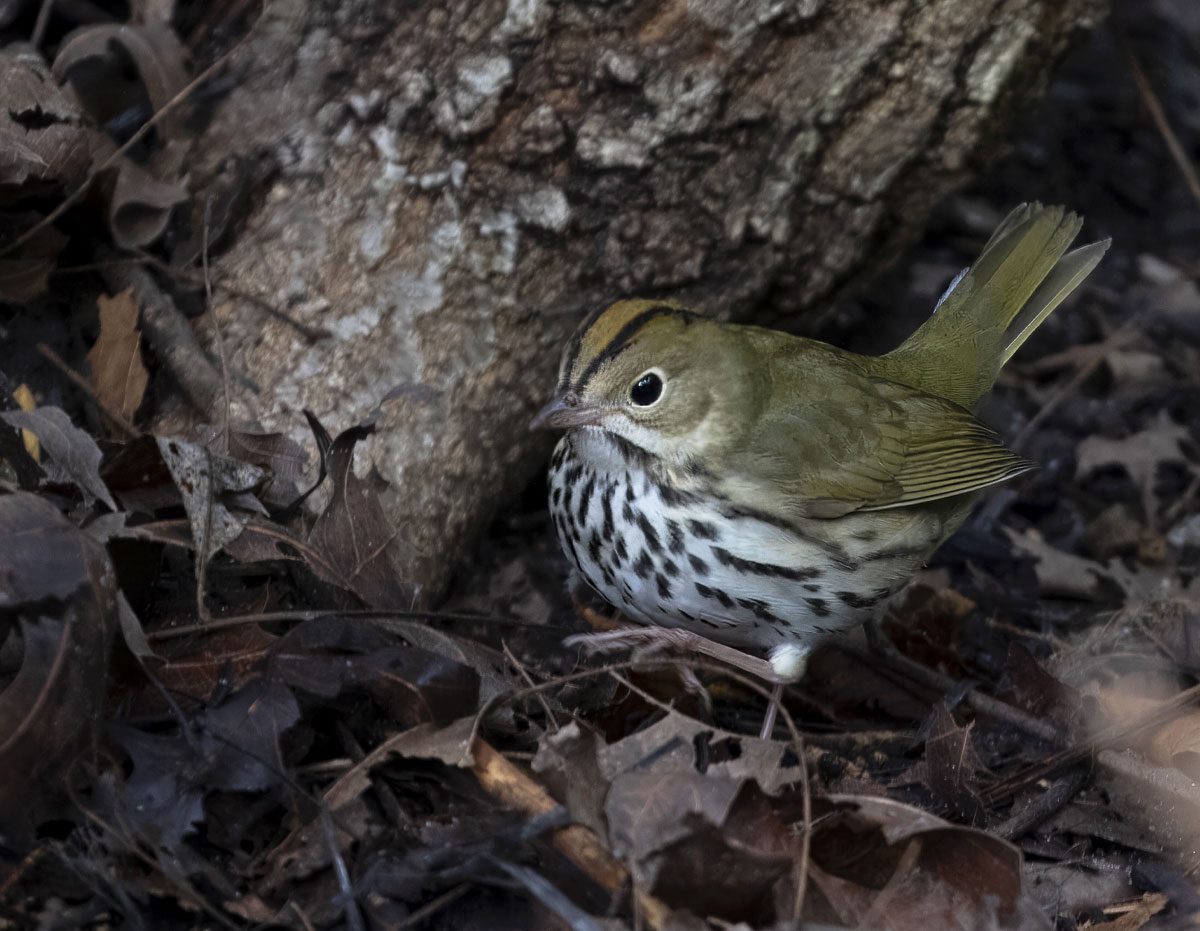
530,391,605,430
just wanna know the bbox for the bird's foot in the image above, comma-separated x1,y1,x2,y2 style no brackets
565,626,806,739
565,625,786,682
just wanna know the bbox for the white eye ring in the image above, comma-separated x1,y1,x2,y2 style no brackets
629,368,666,407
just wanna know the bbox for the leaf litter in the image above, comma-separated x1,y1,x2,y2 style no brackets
1,3,1200,930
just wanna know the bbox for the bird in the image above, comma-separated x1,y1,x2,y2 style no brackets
531,204,1108,726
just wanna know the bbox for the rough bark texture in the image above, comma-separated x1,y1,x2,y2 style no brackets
193,0,1106,601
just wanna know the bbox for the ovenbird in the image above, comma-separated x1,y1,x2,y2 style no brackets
533,204,1109,687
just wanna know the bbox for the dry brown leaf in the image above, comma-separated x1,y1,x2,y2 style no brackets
1076,411,1196,518
0,48,94,195
811,794,1051,930
87,289,149,422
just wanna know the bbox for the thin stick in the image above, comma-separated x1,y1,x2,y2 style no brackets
145,607,568,642
36,342,140,438
202,197,233,445
0,41,247,259
983,682,1200,804
991,765,1089,840
31,0,55,49
394,884,472,930
502,640,562,732
1126,47,1200,210
471,738,674,930
1011,323,1136,453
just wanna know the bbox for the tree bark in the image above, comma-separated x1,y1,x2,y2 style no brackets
191,0,1106,601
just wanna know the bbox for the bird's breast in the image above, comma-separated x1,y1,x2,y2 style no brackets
546,433,924,653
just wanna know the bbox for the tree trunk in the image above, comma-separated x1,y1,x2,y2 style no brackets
192,0,1106,601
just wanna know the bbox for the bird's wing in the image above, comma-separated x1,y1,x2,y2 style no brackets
716,375,1034,520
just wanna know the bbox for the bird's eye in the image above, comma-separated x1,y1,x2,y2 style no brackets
630,371,663,407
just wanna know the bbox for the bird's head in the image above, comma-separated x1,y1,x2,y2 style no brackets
532,300,759,464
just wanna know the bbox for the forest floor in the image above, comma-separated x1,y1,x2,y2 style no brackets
2,0,1200,929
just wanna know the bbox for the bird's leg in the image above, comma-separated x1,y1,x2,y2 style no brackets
566,627,808,739
565,626,784,682
760,683,783,740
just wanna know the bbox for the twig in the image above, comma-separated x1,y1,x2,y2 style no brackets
471,738,674,930
202,198,233,446
394,883,472,930
145,607,570,642
1010,324,1137,453
857,838,922,930
502,640,562,732
101,258,225,415
335,722,415,834
36,342,140,438
847,632,1066,745
320,809,366,931
0,41,247,259
1126,46,1200,210
983,682,1200,805
992,765,1090,840
31,0,55,49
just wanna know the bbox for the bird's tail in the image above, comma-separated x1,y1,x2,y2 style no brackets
880,203,1110,411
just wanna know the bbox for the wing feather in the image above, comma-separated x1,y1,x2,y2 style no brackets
715,352,1032,519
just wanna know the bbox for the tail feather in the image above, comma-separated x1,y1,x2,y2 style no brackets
1000,238,1110,366
879,203,1109,411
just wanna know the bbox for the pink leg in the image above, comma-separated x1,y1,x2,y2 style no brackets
564,625,788,683
760,682,783,740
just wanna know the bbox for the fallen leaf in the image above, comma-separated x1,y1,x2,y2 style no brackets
910,703,986,824
1000,643,1084,732
0,406,118,509
272,616,480,727
323,716,480,814
608,767,791,920
0,493,118,837
153,624,276,700
809,794,1050,930
155,435,266,585
531,722,610,838
1076,412,1197,519
53,22,190,130
1095,748,1200,862
0,220,67,303
1086,674,1200,780
104,155,189,249
87,289,149,422
108,675,301,850
199,425,310,508
307,416,413,609
0,48,94,194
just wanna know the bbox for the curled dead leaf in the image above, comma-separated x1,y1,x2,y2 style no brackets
52,21,190,134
